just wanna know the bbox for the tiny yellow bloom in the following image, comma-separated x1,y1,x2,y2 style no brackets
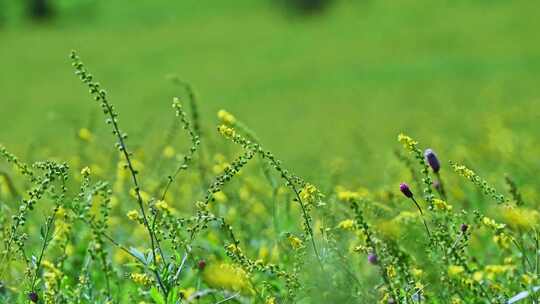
287,235,303,250
127,210,139,221
433,199,452,211
337,219,355,230
218,125,236,139
80,166,91,176
78,128,93,142
130,273,152,285
448,265,465,277
162,146,175,158
217,110,236,125
155,200,169,211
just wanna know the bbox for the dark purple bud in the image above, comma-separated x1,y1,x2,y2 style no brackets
367,253,378,265
399,183,413,198
460,223,469,233
424,149,440,173
198,259,207,271
28,292,38,303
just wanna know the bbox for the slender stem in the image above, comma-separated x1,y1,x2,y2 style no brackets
435,172,447,201
410,197,432,240
102,101,168,295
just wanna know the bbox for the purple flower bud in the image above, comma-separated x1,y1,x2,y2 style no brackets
368,253,378,265
424,149,440,173
399,183,413,198
460,223,468,233
28,292,38,303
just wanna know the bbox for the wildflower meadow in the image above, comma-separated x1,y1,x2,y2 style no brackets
2,1,540,303
0,50,538,303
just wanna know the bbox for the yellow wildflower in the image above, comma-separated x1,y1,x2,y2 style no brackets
179,287,196,299
337,219,355,230
482,217,505,230
337,189,361,202
155,200,169,211
493,233,511,249
411,268,423,278
433,199,452,211
265,297,276,304
218,125,236,139
287,235,303,250
473,271,484,282
499,206,539,230
451,296,462,304
162,145,175,158
214,191,228,203
299,183,319,204
78,128,93,142
485,264,513,280
522,273,534,285
448,265,465,277
397,133,418,151
386,265,396,278
203,263,253,294
130,273,152,286
127,210,139,221
217,110,236,125
80,166,91,176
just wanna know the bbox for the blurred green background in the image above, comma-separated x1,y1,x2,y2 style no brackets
1,0,539,185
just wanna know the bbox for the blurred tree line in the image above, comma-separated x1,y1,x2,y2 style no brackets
0,0,335,26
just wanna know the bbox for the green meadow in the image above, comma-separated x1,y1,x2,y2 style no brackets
1,1,540,303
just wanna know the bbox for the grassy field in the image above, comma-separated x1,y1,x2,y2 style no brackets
2,0,540,183
1,1,540,303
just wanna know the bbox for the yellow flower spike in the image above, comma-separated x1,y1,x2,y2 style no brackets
287,235,303,250
78,128,93,142
217,109,236,125
130,273,152,286
386,265,396,278
397,133,418,151
299,183,320,204
482,217,506,230
218,125,236,139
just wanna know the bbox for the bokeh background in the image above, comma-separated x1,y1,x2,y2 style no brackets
1,0,539,185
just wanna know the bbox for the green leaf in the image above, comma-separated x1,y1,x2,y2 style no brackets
150,287,165,304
